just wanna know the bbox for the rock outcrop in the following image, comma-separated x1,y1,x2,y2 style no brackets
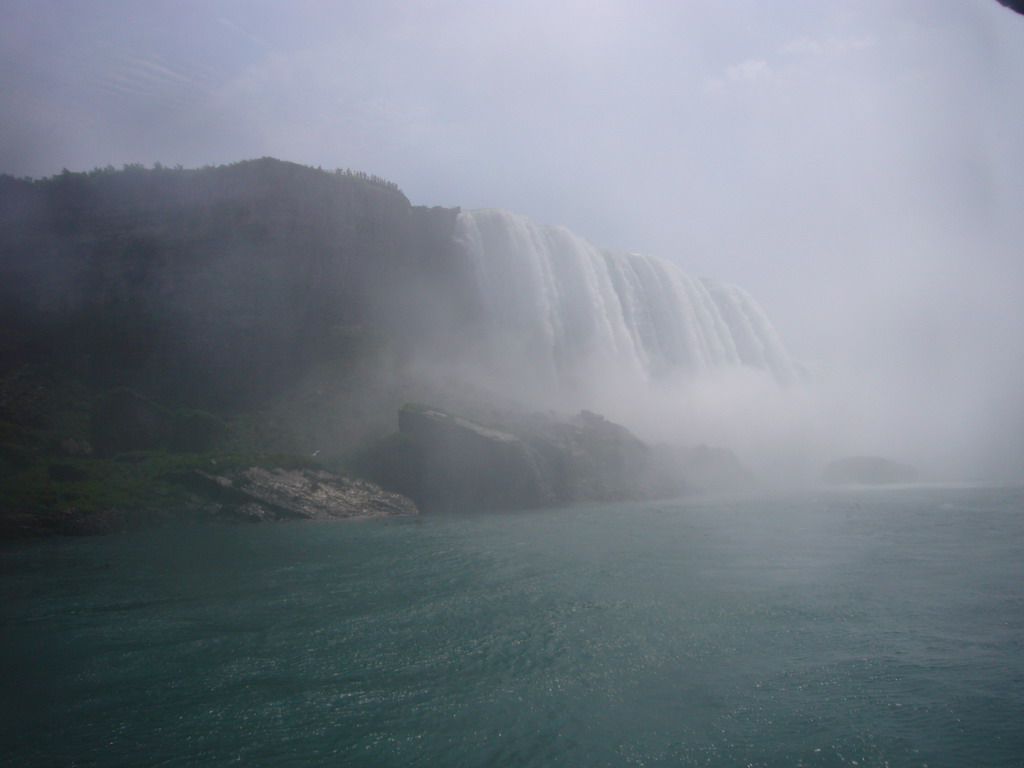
395,405,551,512
504,409,651,504
188,467,419,521
363,404,747,513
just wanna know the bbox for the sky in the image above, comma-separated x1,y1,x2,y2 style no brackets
2,0,1023,478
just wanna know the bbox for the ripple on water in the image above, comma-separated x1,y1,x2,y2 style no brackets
1,486,1023,767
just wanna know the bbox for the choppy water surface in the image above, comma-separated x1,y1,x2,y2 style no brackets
2,485,1022,767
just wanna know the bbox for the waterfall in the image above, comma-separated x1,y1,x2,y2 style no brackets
454,209,799,393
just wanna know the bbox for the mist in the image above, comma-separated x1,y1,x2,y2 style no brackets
2,0,1023,483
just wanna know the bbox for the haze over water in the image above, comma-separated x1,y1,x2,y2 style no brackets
2,1,1023,482
3,484,1022,767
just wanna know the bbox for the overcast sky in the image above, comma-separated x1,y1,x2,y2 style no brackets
2,0,1023,477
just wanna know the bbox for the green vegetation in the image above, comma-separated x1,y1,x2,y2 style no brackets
0,158,470,537
0,362,336,537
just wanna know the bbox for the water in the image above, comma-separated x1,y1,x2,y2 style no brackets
2,484,1022,767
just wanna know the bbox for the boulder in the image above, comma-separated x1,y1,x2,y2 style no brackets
508,409,651,503
392,405,657,511
397,405,551,512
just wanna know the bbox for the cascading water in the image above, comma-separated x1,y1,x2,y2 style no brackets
454,209,799,395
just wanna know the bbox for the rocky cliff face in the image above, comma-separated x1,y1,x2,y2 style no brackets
0,159,467,408
503,409,652,504
363,404,740,513
394,405,552,512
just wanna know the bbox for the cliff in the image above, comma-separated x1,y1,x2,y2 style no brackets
394,405,553,512
0,159,468,409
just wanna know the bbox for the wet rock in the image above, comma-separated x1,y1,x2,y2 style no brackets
396,405,551,512
389,404,664,511
191,467,419,520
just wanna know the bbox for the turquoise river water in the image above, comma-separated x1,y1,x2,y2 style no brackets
2,484,1022,767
